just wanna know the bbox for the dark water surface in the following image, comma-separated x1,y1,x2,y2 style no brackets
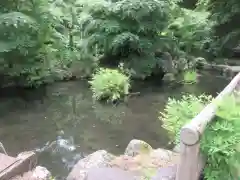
0,72,229,179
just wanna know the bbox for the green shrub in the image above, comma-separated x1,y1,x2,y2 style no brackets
201,95,240,179
160,94,212,144
160,94,240,180
89,68,130,102
183,70,197,83
77,0,174,79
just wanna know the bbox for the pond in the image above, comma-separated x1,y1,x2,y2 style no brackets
0,72,229,179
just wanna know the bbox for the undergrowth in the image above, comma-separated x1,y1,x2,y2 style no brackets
160,94,240,180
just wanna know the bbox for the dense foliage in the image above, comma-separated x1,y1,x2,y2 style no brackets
0,0,215,88
197,0,240,57
0,0,238,89
160,94,211,144
0,0,56,87
77,0,175,78
160,94,240,179
201,95,240,179
89,68,130,102
0,0,97,87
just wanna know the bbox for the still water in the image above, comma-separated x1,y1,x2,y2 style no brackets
0,72,228,179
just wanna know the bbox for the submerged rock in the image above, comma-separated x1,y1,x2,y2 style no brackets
124,139,153,157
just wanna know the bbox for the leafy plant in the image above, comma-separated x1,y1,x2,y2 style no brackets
89,68,130,102
160,94,240,179
201,95,240,180
0,0,97,87
161,6,213,61
183,70,197,83
160,94,212,144
197,0,240,57
76,0,174,79
0,0,60,87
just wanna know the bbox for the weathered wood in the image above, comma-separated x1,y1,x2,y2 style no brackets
0,151,37,180
176,143,205,180
176,73,240,180
0,154,17,172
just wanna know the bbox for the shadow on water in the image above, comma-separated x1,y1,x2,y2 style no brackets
0,72,229,179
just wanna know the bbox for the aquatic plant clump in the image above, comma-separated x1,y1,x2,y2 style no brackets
183,70,197,84
89,68,130,102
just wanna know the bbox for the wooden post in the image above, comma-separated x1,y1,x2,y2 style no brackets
176,142,201,180
176,73,240,180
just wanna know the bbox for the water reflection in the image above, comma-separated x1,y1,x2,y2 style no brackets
0,72,229,178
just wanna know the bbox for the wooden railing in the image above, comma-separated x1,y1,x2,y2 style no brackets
176,73,240,180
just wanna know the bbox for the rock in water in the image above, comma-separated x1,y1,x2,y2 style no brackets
124,139,153,157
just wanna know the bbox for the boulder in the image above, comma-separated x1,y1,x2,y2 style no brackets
151,165,177,180
67,140,180,180
10,166,51,180
67,150,116,180
124,139,153,157
32,166,51,180
85,167,137,180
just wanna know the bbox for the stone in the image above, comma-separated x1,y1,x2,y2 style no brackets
67,140,180,180
10,166,51,180
32,166,51,180
110,148,179,179
67,150,116,180
124,139,153,157
149,148,180,167
151,165,177,180
86,167,137,180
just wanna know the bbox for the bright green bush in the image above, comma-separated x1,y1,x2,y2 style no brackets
89,68,130,102
183,70,197,83
160,94,212,144
197,0,240,57
201,95,240,179
160,94,240,179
